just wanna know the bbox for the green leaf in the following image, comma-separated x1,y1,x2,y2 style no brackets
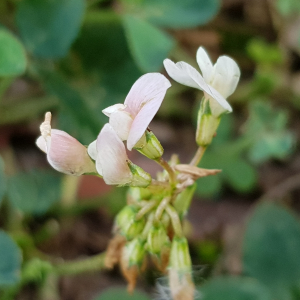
0,156,6,206
94,287,150,300
16,0,85,58
122,15,175,72
73,11,142,116
7,170,61,215
125,0,220,29
276,0,300,16
244,101,295,163
196,173,222,198
199,277,271,300
0,27,27,76
0,230,22,286
223,158,257,193
247,39,283,65
243,203,300,300
42,71,101,141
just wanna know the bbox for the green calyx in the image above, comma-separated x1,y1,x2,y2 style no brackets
169,236,192,271
196,98,221,147
115,205,146,240
147,223,170,255
134,130,164,160
127,161,152,187
124,238,146,267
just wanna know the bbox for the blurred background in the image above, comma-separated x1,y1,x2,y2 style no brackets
1,0,300,299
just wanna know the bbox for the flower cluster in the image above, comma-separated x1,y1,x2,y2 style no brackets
36,47,240,300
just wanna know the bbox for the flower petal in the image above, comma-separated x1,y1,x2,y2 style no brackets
109,110,133,141
87,140,97,160
124,73,171,117
211,56,240,98
163,59,201,89
185,65,232,113
102,103,126,117
47,129,96,176
97,124,132,185
127,99,161,150
196,47,214,83
36,136,47,153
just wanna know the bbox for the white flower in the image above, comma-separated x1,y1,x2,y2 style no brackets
36,112,96,176
164,47,240,117
102,73,171,150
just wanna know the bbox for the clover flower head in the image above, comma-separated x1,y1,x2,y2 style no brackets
102,73,171,150
36,112,96,176
164,46,240,117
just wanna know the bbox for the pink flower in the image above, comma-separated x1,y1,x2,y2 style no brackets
88,124,151,186
36,112,96,176
102,73,171,150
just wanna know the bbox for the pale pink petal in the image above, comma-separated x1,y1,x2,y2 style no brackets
196,47,214,83
87,140,97,160
47,129,96,176
163,59,200,89
127,99,161,151
102,103,126,117
211,56,241,98
124,73,171,117
109,110,133,141
36,136,47,153
97,124,132,185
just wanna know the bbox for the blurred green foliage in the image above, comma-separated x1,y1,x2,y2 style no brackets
0,231,21,286
243,203,300,300
0,157,6,206
196,115,257,197
7,170,61,216
198,277,272,300
16,0,85,58
94,287,150,300
0,27,27,76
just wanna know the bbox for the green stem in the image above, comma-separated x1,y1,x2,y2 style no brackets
154,197,171,222
189,146,207,166
155,157,177,187
141,212,154,240
165,205,183,237
54,252,106,276
135,200,157,220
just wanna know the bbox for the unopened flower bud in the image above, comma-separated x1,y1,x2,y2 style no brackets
173,183,196,218
127,187,153,204
147,224,170,255
36,112,96,176
115,205,146,240
134,130,164,160
127,161,152,187
161,211,171,229
168,237,195,300
121,238,146,293
196,98,220,146
124,238,146,267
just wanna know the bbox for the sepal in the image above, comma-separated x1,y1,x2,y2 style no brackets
134,130,164,160
196,98,220,146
